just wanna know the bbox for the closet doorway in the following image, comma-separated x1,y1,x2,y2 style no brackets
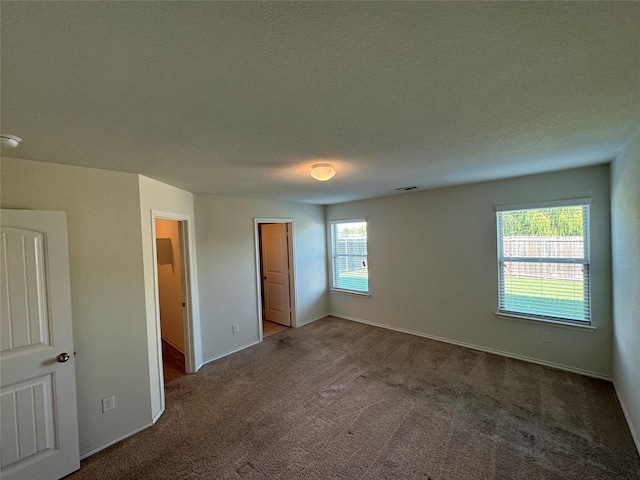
255,219,297,340
155,218,186,384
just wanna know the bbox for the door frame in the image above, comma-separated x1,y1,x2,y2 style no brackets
151,211,197,388
254,218,297,341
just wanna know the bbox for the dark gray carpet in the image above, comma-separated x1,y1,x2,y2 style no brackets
67,316,640,479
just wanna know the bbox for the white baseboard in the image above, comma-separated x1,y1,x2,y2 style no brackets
80,420,154,460
161,336,185,355
152,407,165,424
613,381,640,455
200,340,261,368
197,314,328,370
82,339,265,460
331,313,612,381
297,313,329,327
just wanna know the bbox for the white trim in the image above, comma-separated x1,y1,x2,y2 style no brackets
254,218,297,342
495,312,597,330
494,197,592,212
161,335,185,354
79,420,154,460
177,219,198,373
330,288,371,297
201,340,261,367
496,203,592,324
150,216,165,413
613,381,640,455
149,211,201,423
151,211,200,374
296,314,329,327
197,316,330,367
329,219,369,295
329,217,367,225
152,408,164,424
331,313,612,381
500,257,588,265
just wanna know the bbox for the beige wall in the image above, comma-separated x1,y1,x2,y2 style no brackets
611,130,640,452
0,157,152,456
155,219,185,351
194,194,328,363
327,165,612,378
3,155,626,456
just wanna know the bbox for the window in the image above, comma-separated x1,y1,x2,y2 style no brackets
496,200,590,323
330,220,368,294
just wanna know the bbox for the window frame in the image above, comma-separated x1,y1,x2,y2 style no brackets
495,198,592,326
329,218,369,295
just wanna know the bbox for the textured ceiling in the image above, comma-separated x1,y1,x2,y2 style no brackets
1,2,639,204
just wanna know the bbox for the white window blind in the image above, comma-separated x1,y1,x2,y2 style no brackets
330,220,368,293
496,203,590,323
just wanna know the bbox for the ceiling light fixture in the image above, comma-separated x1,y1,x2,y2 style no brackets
310,163,336,181
0,134,22,148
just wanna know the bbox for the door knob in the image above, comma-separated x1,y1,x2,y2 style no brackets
57,352,71,363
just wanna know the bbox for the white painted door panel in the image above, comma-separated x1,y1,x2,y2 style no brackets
0,210,80,480
261,224,291,327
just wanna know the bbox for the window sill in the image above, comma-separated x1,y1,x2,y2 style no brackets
330,288,370,297
494,312,597,331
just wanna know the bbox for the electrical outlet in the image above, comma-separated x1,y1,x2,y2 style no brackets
541,331,551,343
232,324,240,334
349,298,355,307
102,395,115,413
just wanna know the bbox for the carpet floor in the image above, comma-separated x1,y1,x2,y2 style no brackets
66,316,640,479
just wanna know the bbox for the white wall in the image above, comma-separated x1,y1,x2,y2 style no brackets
0,157,153,456
194,194,328,363
327,165,612,378
156,219,185,352
611,130,640,452
138,175,201,417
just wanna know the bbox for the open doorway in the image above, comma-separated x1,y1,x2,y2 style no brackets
155,218,186,384
255,220,296,339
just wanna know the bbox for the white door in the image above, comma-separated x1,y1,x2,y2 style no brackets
261,224,291,327
0,210,80,480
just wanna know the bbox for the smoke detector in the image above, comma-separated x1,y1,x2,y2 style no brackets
0,134,22,148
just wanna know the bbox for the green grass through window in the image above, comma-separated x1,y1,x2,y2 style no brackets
503,277,586,320
504,277,584,301
336,267,368,292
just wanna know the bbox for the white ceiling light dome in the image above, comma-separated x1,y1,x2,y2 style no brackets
310,163,336,181
0,134,22,148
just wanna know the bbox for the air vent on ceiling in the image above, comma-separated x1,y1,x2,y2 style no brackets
394,186,418,191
